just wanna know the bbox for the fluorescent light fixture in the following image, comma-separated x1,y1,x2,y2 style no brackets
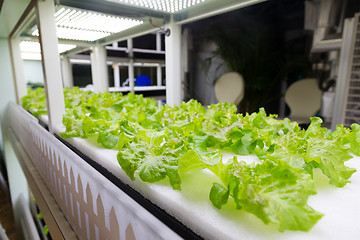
21,52,42,61
32,6,143,41
20,41,77,60
32,28,110,41
108,0,208,13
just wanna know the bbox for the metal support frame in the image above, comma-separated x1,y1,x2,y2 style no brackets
9,38,27,103
61,55,73,88
312,38,342,52
165,17,182,106
331,18,356,129
313,0,334,45
36,0,65,133
90,44,109,93
157,64,162,87
114,63,121,88
311,0,347,53
127,38,135,93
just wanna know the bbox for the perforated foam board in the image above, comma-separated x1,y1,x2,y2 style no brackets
46,119,360,240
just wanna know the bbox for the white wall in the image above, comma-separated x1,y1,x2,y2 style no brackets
23,60,44,84
0,38,17,152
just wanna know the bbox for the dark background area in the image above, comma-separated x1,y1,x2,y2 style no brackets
185,0,312,114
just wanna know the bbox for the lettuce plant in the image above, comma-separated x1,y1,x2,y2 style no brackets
22,88,360,232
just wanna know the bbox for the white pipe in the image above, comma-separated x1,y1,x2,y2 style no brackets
157,64,162,86
61,55,73,88
127,38,135,93
90,44,109,93
156,32,161,52
114,63,120,89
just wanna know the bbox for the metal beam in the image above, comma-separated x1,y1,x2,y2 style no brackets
93,19,164,46
36,0,65,133
175,0,267,25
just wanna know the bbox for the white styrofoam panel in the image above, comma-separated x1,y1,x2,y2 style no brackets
62,138,360,240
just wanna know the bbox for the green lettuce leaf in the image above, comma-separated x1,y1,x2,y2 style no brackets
349,123,360,156
117,130,185,190
209,158,323,232
266,117,356,187
209,183,229,209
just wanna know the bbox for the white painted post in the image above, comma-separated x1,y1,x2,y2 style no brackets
156,32,161,52
61,55,73,88
157,64,162,86
114,64,120,89
35,0,65,133
90,44,109,93
9,38,28,103
165,17,182,106
127,38,135,93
